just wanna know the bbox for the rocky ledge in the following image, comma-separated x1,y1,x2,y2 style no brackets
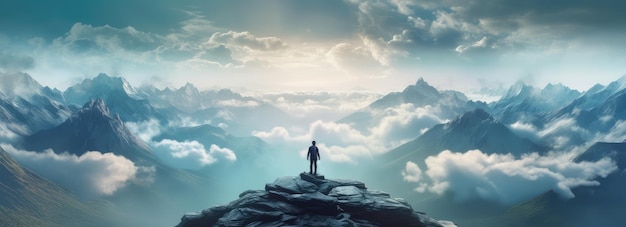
177,173,455,227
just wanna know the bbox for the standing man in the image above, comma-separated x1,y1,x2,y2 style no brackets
307,141,320,175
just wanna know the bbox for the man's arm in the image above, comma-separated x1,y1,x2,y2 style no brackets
317,147,321,160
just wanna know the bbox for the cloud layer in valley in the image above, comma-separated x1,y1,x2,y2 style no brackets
402,149,617,205
1,144,145,199
126,119,237,170
254,103,445,164
152,139,236,169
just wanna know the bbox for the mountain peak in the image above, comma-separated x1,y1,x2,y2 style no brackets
413,77,436,90
181,83,199,94
177,173,452,227
400,77,440,102
0,72,44,98
501,81,534,100
416,77,427,85
24,99,154,161
83,98,110,114
450,108,492,126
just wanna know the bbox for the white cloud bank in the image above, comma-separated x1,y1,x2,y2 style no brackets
253,103,445,164
127,119,237,170
152,139,236,169
403,150,617,205
1,144,144,199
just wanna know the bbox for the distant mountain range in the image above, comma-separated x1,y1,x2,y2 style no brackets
382,108,548,169
2,71,626,226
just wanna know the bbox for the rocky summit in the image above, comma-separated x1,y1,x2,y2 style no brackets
177,173,454,227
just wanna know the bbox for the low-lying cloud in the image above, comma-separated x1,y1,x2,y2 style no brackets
127,119,237,169
403,149,617,205
152,139,236,169
2,144,142,199
0,51,35,71
252,91,383,122
253,103,445,163
509,117,592,150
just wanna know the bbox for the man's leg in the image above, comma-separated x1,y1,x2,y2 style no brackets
313,160,317,174
310,159,314,174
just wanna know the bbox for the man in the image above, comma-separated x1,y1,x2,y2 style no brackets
307,140,320,174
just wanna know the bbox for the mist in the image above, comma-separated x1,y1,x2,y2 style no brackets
1,144,140,199
403,149,617,206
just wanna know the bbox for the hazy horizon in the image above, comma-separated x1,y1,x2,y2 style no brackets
2,0,626,95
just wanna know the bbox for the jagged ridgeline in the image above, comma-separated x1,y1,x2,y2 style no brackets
177,173,455,227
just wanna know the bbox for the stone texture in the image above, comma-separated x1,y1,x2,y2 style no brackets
177,172,455,227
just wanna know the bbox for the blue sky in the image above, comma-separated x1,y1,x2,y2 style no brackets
1,0,625,93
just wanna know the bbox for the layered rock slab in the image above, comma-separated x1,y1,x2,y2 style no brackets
178,173,454,227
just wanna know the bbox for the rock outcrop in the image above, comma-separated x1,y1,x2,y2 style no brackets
177,173,455,227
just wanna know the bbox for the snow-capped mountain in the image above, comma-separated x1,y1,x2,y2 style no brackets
548,75,626,120
382,108,548,168
18,98,225,226
64,73,173,122
64,73,139,104
339,78,488,133
0,72,72,136
138,83,294,135
22,98,156,163
138,83,246,112
537,75,626,145
369,77,444,108
490,82,581,125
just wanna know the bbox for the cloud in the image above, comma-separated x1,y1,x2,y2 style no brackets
126,119,237,170
208,31,287,52
0,123,20,142
125,119,162,142
325,42,387,77
1,144,142,199
597,120,626,143
406,149,617,205
152,139,236,169
0,51,34,71
252,91,383,122
254,103,445,163
370,104,444,146
54,23,163,56
215,99,259,107
455,36,490,54
402,161,422,182
508,117,592,150
390,0,417,15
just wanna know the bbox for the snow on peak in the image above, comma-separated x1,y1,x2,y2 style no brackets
0,72,44,98
92,73,138,97
83,98,110,115
451,108,493,126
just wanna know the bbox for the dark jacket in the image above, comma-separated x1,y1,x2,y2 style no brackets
307,145,320,160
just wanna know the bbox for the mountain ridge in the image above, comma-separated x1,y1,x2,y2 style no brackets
0,147,113,226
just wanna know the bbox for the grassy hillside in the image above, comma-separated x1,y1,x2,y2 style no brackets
0,147,115,226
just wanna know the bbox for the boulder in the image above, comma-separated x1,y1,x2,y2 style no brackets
177,172,455,227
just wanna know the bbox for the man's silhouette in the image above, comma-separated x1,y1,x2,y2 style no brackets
307,141,320,174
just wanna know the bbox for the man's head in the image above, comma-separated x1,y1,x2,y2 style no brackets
312,141,316,145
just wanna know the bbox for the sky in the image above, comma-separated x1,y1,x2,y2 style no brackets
1,0,626,94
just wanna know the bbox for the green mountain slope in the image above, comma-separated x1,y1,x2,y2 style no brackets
0,147,113,226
